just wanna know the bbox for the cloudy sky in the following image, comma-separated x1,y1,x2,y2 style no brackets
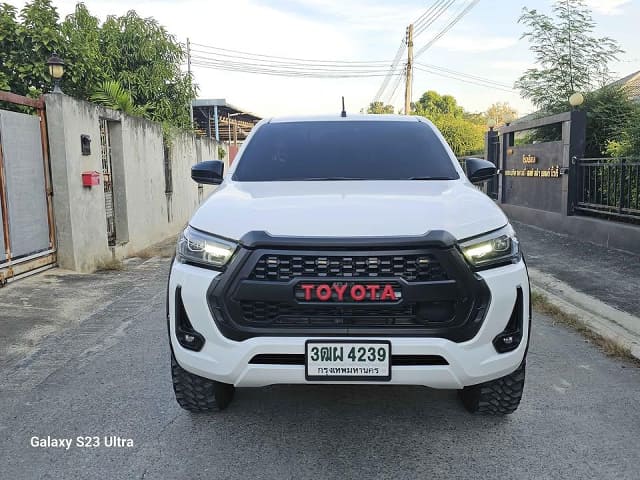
7,0,640,118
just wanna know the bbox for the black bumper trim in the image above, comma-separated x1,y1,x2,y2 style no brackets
249,353,449,366
239,230,457,249
207,234,491,342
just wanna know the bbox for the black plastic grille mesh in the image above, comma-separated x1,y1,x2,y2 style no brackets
240,301,420,327
249,254,448,282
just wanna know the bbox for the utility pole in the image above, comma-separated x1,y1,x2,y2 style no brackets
187,37,193,127
404,24,414,116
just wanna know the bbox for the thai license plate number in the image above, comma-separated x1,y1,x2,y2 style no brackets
305,341,391,381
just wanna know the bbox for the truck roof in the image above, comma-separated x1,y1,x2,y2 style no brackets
268,114,423,123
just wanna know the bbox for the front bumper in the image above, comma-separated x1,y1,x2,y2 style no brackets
168,257,530,389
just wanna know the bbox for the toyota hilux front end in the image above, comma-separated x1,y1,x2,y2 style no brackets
168,115,530,415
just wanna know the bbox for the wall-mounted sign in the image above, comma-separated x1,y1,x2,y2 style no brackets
503,166,560,178
522,154,537,164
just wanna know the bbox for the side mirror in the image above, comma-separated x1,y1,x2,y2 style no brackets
465,158,496,184
191,160,224,185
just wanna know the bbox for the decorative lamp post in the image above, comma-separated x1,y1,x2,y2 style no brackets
487,118,497,131
503,112,515,126
568,92,584,109
46,53,65,94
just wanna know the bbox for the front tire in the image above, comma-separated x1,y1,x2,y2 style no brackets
171,352,235,412
459,361,525,415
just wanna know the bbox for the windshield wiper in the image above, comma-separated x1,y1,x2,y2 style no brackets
408,176,453,180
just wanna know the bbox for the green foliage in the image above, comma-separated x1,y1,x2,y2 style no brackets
217,145,227,160
98,10,195,128
583,85,639,157
367,101,394,114
515,0,623,110
434,114,485,157
0,1,197,129
485,102,517,127
413,90,464,118
411,90,484,156
91,80,150,117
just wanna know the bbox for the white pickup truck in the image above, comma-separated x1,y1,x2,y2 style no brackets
168,114,529,415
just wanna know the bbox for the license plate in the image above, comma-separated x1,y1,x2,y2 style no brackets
305,340,391,381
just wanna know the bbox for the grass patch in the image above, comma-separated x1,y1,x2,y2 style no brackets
532,290,638,364
95,258,125,272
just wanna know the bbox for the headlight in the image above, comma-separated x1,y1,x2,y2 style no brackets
176,226,237,269
460,224,520,270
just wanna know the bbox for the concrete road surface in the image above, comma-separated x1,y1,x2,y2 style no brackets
1,257,639,479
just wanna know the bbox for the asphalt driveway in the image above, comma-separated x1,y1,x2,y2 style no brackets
1,256,639,479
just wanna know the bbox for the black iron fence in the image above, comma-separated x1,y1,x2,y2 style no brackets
576,157,640,222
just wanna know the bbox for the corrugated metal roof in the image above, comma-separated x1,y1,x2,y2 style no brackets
610,70,640,100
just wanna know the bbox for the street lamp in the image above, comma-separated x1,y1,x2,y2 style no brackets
487,118,497,131
568,92,584,109
503,112,515,126
46,53,65,94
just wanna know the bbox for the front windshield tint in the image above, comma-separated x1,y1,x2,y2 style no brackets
232,121,459,181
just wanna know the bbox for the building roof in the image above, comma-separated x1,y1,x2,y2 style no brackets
609,70,640,100
192,98,262,142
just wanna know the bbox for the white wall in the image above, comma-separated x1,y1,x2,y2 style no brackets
45,94,226,272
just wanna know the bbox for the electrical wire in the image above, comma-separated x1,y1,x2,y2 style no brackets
414,0,457,37
373,38,406,101
415,62,512,88
190,42,389,65
374,0,456,103
414,65,514,92
414,0,481,60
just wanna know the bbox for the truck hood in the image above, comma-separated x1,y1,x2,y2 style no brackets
189,180,507,242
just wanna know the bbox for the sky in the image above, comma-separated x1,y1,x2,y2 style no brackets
6,0,640,118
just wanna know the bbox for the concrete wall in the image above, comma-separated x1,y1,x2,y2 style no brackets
45,94,227,272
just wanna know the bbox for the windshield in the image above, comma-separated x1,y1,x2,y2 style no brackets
232,120,459,181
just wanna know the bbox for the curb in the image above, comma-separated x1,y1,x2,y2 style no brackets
528,267,640,362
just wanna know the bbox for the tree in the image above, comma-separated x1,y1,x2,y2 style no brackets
485,102,517,127
0,1,196,128
91,80,149,117
584,85,640,157
411,90,484,156
367,101,394,114
515,0,623,110
99,10,195,128
0,0,64,98
413,90,464,118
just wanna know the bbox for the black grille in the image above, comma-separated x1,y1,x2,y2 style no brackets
248,353,449,366
239,301,455,327
249,253,448,282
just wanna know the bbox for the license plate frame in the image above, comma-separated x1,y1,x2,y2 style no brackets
305,340,392,381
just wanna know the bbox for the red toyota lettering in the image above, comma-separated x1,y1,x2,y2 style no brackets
316,284,332,301
333,284,348,301
301,284,314,301
351,285,367,301
366,284,381,300
380,284,397,301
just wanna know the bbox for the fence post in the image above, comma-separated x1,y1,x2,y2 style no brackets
618,158,626,214
567,110,586,215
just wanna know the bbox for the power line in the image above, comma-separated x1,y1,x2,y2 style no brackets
414,0,457,37
415,62,512,88
190,42,389,65
374,0,456,103
191,59,403,78
414,65,514,92
373,38,406,102
414,0,481,60
191,52,386,70
412,0,447,31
